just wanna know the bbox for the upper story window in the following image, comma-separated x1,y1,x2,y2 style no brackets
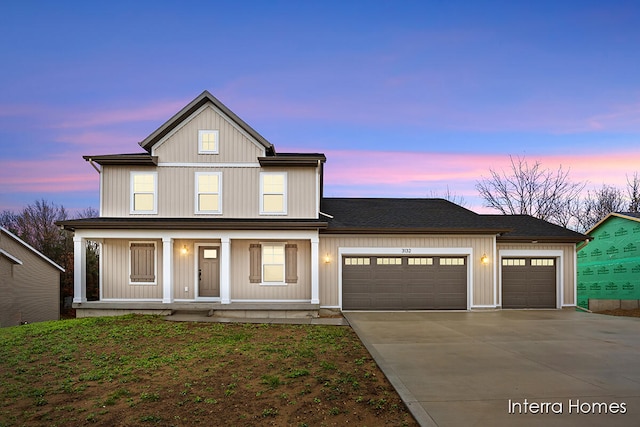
130,172,157,214
195,172,222,214
260,172,287,215
198,130,219,154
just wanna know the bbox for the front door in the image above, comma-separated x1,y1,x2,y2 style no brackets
198,246,220,298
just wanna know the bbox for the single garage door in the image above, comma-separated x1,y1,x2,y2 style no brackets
502,258,556,308
342,256,467,310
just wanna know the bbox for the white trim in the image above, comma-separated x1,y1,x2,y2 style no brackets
492,235,498,307
0,226,64,271
259,171,288,215
338,247,474,310
128,241,158,285
310,237,319,304
0,249,22,265
100,298,163,302
162,237,174,303
73,236,86,303
260,242,286,285
158,162,260,168
150,104,267,156
98,241,104,301
315,165,321,218
73,229,317,240
498,249,564,309
99,169,104,217
198,129,219,154
231,299,311,303
194,171,223,215
130,171,158,215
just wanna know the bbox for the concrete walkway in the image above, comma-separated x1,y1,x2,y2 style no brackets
345,310,640,427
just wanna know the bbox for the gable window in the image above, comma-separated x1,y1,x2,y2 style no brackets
198,130,219,154
129,242,156,284
260,172,287,215
195,172,222,214
130,172,157,214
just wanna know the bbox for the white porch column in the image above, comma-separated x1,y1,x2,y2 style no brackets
311,236,320,304
73,236,86,303
162,237,174,303
220,237,231,304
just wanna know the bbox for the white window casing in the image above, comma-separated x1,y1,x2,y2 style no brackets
260,172,287,215
195,172,222,214
198,129,219,154
130,171,158,214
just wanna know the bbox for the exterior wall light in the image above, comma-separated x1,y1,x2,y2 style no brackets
324,254,331,264
480,254,490,264
181,245,189,255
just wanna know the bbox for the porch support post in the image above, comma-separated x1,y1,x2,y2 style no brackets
311,236,320,304
162,237,174,303
220,237,231,304
73,236,86,303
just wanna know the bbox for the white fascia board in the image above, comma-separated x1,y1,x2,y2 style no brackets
74,229,319,241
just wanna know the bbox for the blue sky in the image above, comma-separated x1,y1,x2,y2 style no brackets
1,0,639,213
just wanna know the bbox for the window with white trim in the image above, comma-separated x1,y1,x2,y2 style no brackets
439,257,465,266
198,130,219,154
376,257,402,265
130,172,157,214
129,242,157,284
260,172,287,214
532,259,555,267
408,257,433,265
262,243,285,284
344,257,371,266
195,172,222,214
502,259,526,266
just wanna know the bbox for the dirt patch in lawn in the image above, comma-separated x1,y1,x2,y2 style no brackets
594,307,640,318
0,315,417,426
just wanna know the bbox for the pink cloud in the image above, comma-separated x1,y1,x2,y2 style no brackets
1,154,98,194
53,99,189,129
320,148,640,210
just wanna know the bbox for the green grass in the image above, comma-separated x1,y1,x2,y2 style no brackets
0,315,416,426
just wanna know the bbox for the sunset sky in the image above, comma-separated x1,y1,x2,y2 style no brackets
1,0,639,214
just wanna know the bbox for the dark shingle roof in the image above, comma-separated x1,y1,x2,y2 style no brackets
320,198,508,234
320,198,588,242
480,215,588,243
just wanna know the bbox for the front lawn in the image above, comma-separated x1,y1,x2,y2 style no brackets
0,315,416,426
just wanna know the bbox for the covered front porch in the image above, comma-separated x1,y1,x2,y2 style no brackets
64,223,324,318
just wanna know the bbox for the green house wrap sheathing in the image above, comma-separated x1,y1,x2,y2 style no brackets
577,216,640,309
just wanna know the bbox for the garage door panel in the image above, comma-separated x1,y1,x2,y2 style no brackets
342,255,467,310
502,258,556,309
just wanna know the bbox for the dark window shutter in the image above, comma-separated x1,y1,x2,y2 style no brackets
285,244,298,283
249,244,262,283
130,243,155,282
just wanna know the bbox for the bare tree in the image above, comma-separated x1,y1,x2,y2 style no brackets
429,185,467,207
578,185,626,231
627,172,640,212
476,156,585,226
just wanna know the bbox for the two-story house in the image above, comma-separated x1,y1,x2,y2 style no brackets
60,91,588,317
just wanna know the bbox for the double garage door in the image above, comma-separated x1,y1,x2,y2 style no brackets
502,258,557,308
342,255,467,310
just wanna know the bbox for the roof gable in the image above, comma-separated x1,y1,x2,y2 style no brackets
0,227,65,272
138,91,274,155
587,212,640,234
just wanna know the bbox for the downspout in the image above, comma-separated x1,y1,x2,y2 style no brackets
87,158,101,174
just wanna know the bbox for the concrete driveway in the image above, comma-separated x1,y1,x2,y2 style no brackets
344,310,640,427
